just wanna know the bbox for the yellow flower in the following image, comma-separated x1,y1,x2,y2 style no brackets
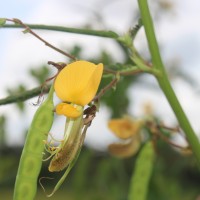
54,60,103,118
108,138,141,158
108,118,141,139
108,116,142,158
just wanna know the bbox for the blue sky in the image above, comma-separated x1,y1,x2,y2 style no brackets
1,0,200,149
0,1,41,33
0,1,39,17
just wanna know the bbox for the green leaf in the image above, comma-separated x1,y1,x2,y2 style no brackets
29,65,50,84
6,84,26,111
22,28,30,34
117,33,133,48
128,141,155,200
0,18,6,26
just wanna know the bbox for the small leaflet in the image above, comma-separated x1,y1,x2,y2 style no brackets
0,18,6,26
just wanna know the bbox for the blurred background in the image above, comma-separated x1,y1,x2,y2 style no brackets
0,0,200,199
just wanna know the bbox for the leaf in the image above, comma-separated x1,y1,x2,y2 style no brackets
6,84,26,112
128,141,155,200
22,28,30,34
0,18,6,26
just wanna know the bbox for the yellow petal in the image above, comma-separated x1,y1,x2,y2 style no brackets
108,118,142,139
55,103,83,118
54,60,103,106
108,135,141,158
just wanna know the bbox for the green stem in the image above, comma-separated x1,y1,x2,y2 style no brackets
2,23,119,39
0,86,50,106
138,0,200,166
0,66,140,106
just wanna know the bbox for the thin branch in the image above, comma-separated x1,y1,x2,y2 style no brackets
0,66,143,106
146,121,190,150
0,86,50,106
157,124,180,133
154,130,190,150
2,22,119,39
104,67,142,76
119,69,142,76
94,77,119,101
6,18,77,60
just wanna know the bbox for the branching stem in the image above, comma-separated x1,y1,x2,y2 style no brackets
138,0,200,166
2,21,119,39
6,18,77,60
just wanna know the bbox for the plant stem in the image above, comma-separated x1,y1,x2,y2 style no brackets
0,86,50,106
0,66,141,106
138,0,200,166
6,18,77,60
2,23,119,39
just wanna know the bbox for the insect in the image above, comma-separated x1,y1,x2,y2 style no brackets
13,85,54,200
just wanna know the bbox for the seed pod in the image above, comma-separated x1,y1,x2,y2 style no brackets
128,141,155,200
13,85,54,200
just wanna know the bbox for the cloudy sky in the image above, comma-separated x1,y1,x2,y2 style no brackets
1,0,200,150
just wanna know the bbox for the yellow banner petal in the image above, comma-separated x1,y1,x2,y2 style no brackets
54,60,103,106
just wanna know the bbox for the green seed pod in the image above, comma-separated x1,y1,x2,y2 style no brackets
128,141,155,200
13,85,54,200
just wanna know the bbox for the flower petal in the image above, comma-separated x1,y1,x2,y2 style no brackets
55,103,83,118
54,60,103,106
108,135,141,158
108,118,142,139
49,114,83,172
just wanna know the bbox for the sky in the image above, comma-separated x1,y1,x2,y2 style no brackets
0,0,200,150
